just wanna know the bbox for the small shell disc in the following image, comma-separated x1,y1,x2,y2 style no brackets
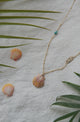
2,84,14,97
10,48,22,61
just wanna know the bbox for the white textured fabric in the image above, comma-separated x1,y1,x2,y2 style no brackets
0,0,80,122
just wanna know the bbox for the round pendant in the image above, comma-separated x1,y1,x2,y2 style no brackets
32,74,45,88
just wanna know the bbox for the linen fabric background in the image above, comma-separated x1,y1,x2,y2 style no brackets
0,0,80,122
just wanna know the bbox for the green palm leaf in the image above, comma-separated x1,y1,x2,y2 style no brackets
0,64,16,69
0,16,55,20
62,81,80,92
79,118,80,122
0,35,42,40
53,110,79,122
52,102,80,108
58,95,80,101
0,43,30,48
53,79,80,122
0,22,50,30
0,10,61,13
74,72,80,77
69,111,79,122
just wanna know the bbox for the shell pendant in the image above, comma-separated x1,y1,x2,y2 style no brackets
32,74,45,88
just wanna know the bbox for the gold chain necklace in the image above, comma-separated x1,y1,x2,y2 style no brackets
32,0,79,88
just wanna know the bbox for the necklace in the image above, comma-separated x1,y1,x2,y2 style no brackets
32,0,79,88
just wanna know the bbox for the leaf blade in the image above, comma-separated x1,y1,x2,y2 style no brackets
74,72,80,77
0,35,42,40
52,102,80,108
0,64,16,69
69,111,79,122
62,81,80,92
0,43,30,48
59,94,80,101
0,16,55,21
53,110,79,122
79,117,80,122
0,22,50,30
0,9,61,13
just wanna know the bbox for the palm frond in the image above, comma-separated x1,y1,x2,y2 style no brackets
0,35,42,40
52,74,80,122
0,1,60,72
0,22,50,30
0,64,16,69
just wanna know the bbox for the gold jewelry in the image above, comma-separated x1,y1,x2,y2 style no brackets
32,0,78,88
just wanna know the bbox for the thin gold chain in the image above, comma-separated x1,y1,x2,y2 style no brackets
42,0,77,76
